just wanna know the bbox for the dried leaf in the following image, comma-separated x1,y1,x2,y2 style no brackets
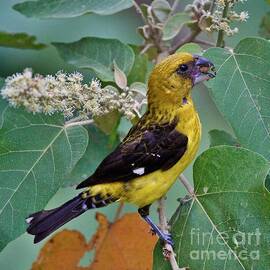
32,213,157,270
113,61,128,89
32,229,89,270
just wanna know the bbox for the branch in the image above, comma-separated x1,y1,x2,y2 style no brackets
64,119,94,128
158,198,188,270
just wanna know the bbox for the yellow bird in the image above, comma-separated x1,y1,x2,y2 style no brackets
26,53,215,244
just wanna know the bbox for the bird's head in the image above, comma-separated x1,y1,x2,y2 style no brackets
148,52,215,110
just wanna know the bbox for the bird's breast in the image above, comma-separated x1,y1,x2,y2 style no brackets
123,99,201,207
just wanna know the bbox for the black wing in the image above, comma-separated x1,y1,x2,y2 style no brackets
77,121,188,189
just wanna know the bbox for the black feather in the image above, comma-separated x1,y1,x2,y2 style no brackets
26,193,114,243
77,119,188,189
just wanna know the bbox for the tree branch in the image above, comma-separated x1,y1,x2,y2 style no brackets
158,198,188,270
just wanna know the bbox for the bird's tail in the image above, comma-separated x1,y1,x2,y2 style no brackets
26,193,115,243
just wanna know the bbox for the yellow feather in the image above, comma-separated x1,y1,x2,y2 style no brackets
88,53,201,207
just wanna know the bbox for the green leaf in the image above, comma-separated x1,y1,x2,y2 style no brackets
154,146,270,269
53,37,135,82
0,100,88,251
13,0,133,19
94,109,120,136
204,37,270,160
162,12,191,41
259,12,270,39
151,0,171,23
0,32,45,50
176,42,202,55
209,129,239,147
127,45,149,84
64,125,118,186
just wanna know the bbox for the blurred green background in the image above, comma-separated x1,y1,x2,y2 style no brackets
0,0,268,269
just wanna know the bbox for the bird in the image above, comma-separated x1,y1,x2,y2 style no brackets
26,53,216,245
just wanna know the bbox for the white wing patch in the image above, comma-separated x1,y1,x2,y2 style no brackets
133,167,145,175
26,217,34,224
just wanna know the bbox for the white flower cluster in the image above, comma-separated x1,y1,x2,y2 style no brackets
207,0,249,36
1,69,142,120
186,0,249,36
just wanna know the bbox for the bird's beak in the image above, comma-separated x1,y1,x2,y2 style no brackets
192,55,216,85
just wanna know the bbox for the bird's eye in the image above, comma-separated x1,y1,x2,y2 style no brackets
176,64,189,74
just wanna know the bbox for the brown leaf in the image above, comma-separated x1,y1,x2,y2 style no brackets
32,213,157,270
32,229,88,270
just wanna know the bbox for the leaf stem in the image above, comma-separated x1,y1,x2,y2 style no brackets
179,174,194,195
216,2,229,47
158,198,188,270
64,119,94,128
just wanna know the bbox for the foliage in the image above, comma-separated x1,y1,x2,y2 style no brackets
154,146,270,269
13,0,133,18
0,99,88,251
53,37,135,82
259,11,270,39
204,37,270,161
0,32,45,50
209,129,239,147
64,126,119,186
32,213,157,270
0,0,269,269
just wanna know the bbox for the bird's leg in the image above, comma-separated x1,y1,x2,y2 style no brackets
138,205,174,246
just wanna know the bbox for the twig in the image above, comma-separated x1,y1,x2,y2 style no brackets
113,202,124,222
158,198,188,270
216,1,229,47
64,119,94,128
179,174,194,195
132,0,148,24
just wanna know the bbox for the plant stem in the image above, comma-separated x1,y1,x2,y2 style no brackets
216,2,229,47
64,119,94,128
179,174,194,195
158,198,188,270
